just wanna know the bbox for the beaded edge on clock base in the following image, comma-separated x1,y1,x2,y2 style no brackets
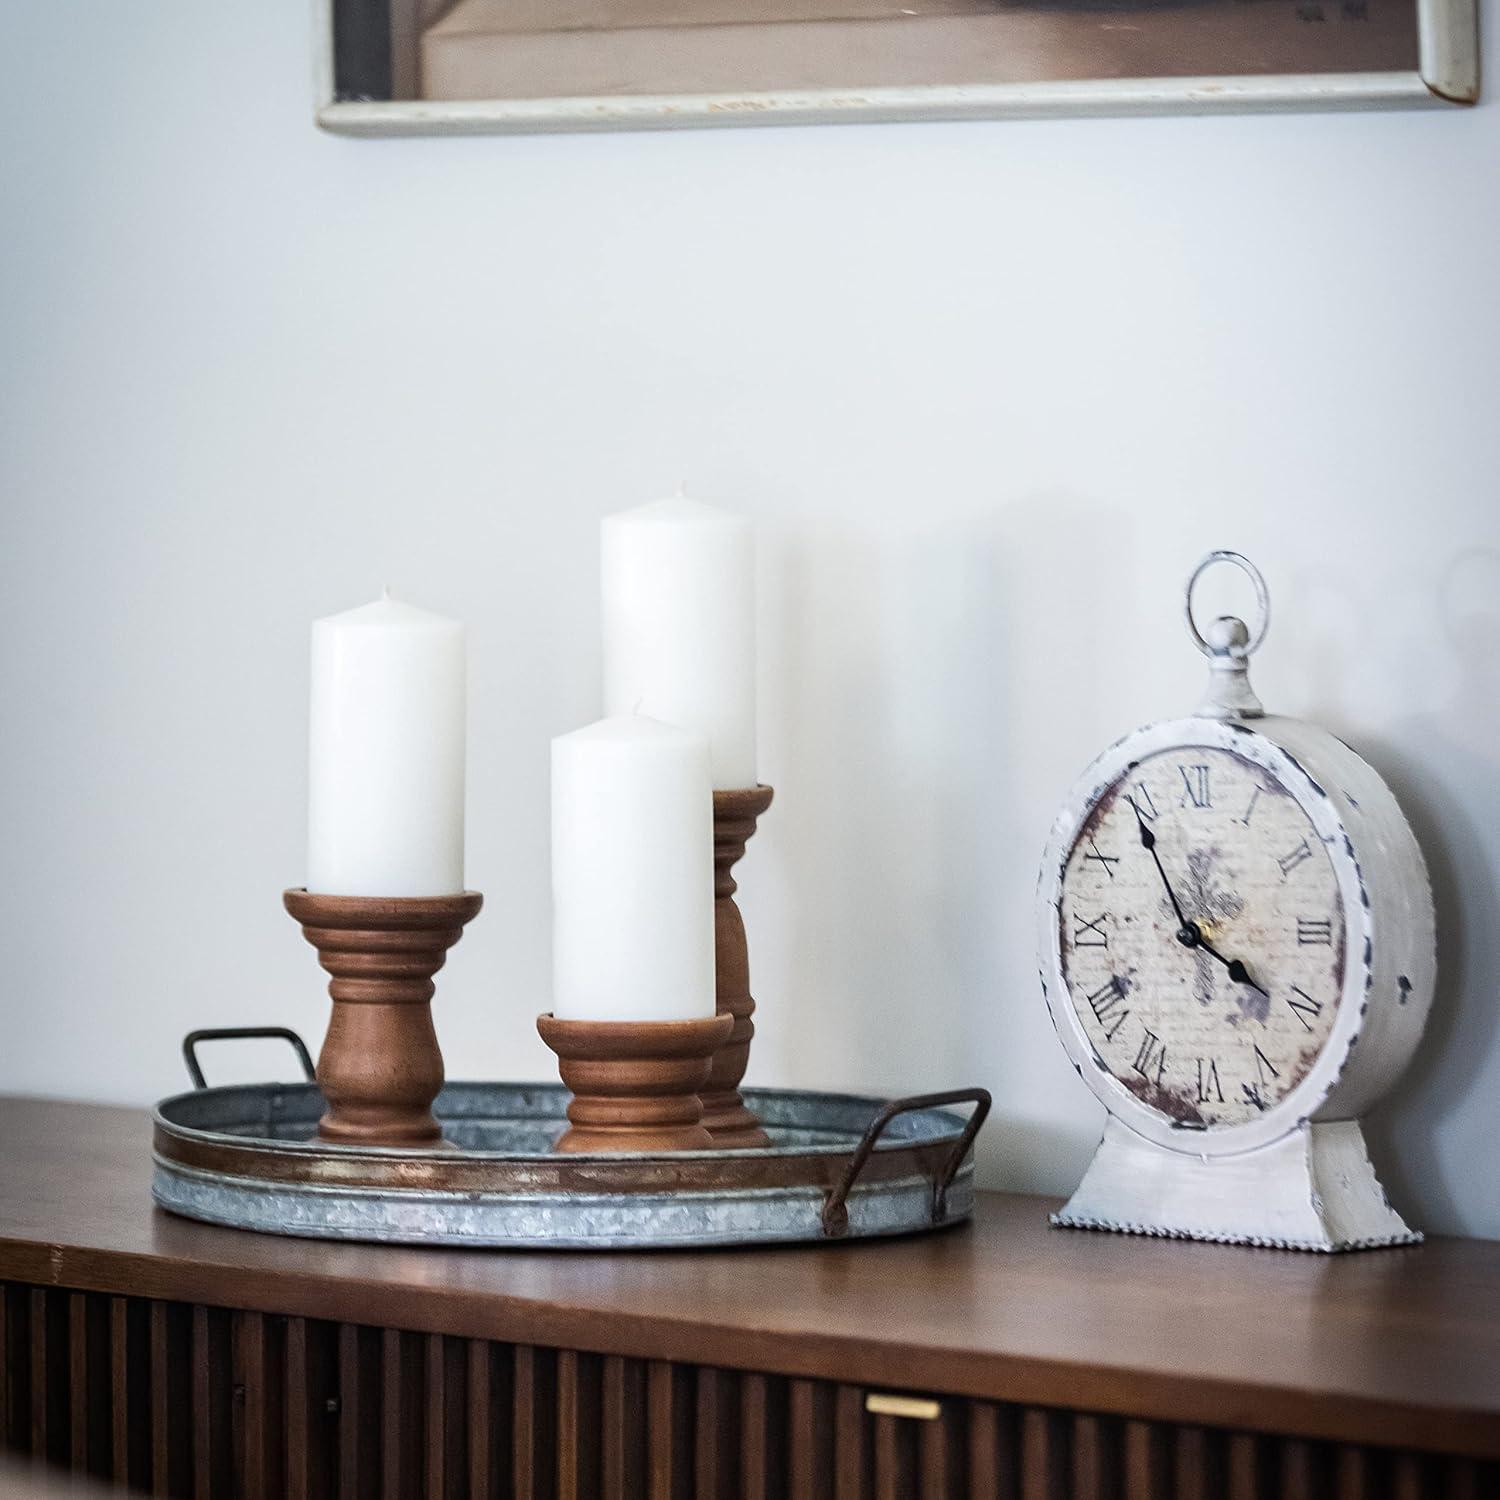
1049,1210,1425,1254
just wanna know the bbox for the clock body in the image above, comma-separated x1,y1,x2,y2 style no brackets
1038,714,1435,1164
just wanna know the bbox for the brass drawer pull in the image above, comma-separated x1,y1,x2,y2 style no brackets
865,1392,942,1421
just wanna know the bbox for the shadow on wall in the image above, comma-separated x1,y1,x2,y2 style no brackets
1360,549,1500,1240
755,494,1132,1197
954,494,1141,1195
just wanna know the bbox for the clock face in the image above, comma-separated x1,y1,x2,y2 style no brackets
1058,744,1346,1128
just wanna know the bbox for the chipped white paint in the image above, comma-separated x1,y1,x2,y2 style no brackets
309,0,1477,136
1037,557,1435,1252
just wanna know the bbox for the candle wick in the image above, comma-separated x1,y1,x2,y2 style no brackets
381,582,391,601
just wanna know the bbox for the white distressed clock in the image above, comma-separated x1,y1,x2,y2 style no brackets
1037,552,1435,1251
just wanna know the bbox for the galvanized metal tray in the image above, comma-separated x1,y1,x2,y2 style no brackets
152,1029,990,1250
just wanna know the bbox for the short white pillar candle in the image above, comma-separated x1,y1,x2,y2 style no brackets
306,592,466,898
601,496,756,791
551,714,715,1022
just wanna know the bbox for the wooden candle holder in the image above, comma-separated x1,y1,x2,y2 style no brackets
284,889,483,1147
537,1012,734,1153
701,785,775,1148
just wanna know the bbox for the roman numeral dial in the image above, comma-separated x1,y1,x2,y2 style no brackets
1059,745,1343,1129
1287,986,1323,1032
1297,917,1333,946
1196,1058,1224,1103
1072,912,1109,947
1133,1029,1167,1086
1179,764,1211,809
1085,976,1130,1040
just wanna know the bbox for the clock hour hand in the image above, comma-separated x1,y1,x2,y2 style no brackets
1183,929,1271,999
1131,799,1191,933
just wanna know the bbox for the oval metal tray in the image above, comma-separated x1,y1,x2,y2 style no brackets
152,1030,990,1250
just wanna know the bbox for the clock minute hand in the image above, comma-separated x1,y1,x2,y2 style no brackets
1131,801,1190,931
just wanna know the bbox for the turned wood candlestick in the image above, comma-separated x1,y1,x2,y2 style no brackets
701,784,775,1148
284,889,482,1147
537,1012,733,1153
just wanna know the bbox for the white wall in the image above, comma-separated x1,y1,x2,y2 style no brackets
3,1,1498,1238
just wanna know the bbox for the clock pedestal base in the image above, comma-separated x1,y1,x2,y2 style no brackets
1052,1116,1421,1253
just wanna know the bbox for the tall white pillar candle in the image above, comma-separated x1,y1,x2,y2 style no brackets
306,593,466,897
551,715,715,1022
602,497,756,790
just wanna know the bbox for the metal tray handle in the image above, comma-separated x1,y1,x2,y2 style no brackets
822,1087,991,1238
182,1027,316,1091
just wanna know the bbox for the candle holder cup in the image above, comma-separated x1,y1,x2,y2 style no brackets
284,888,483,1147
537,1012,734,1153
701,785,775,1148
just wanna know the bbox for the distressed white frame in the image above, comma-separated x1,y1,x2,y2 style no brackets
314,0,1477,135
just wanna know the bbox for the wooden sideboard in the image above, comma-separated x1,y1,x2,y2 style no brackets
1,1096,1497,1498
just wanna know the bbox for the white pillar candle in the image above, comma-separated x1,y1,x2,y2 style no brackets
306,593,466,898
551,715,715,1022
602,496,756,790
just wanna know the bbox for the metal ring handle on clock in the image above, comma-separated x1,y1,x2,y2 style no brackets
1184,550,1270,659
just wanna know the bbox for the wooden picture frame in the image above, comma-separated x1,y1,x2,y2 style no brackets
317,0,1478,135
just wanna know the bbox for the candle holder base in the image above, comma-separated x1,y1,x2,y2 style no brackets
705,785,774,1149
537,1012,734,1153
284,889,483,1148
696,1092,769,1151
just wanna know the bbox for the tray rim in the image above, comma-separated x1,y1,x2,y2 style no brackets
152,1079,970,1163
150,1158,977,1250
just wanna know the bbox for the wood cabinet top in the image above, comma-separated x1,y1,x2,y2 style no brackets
2,1097,1496,1459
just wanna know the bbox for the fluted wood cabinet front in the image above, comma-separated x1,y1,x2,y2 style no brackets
2,1100,1498,1499
3,1283,1496,1499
